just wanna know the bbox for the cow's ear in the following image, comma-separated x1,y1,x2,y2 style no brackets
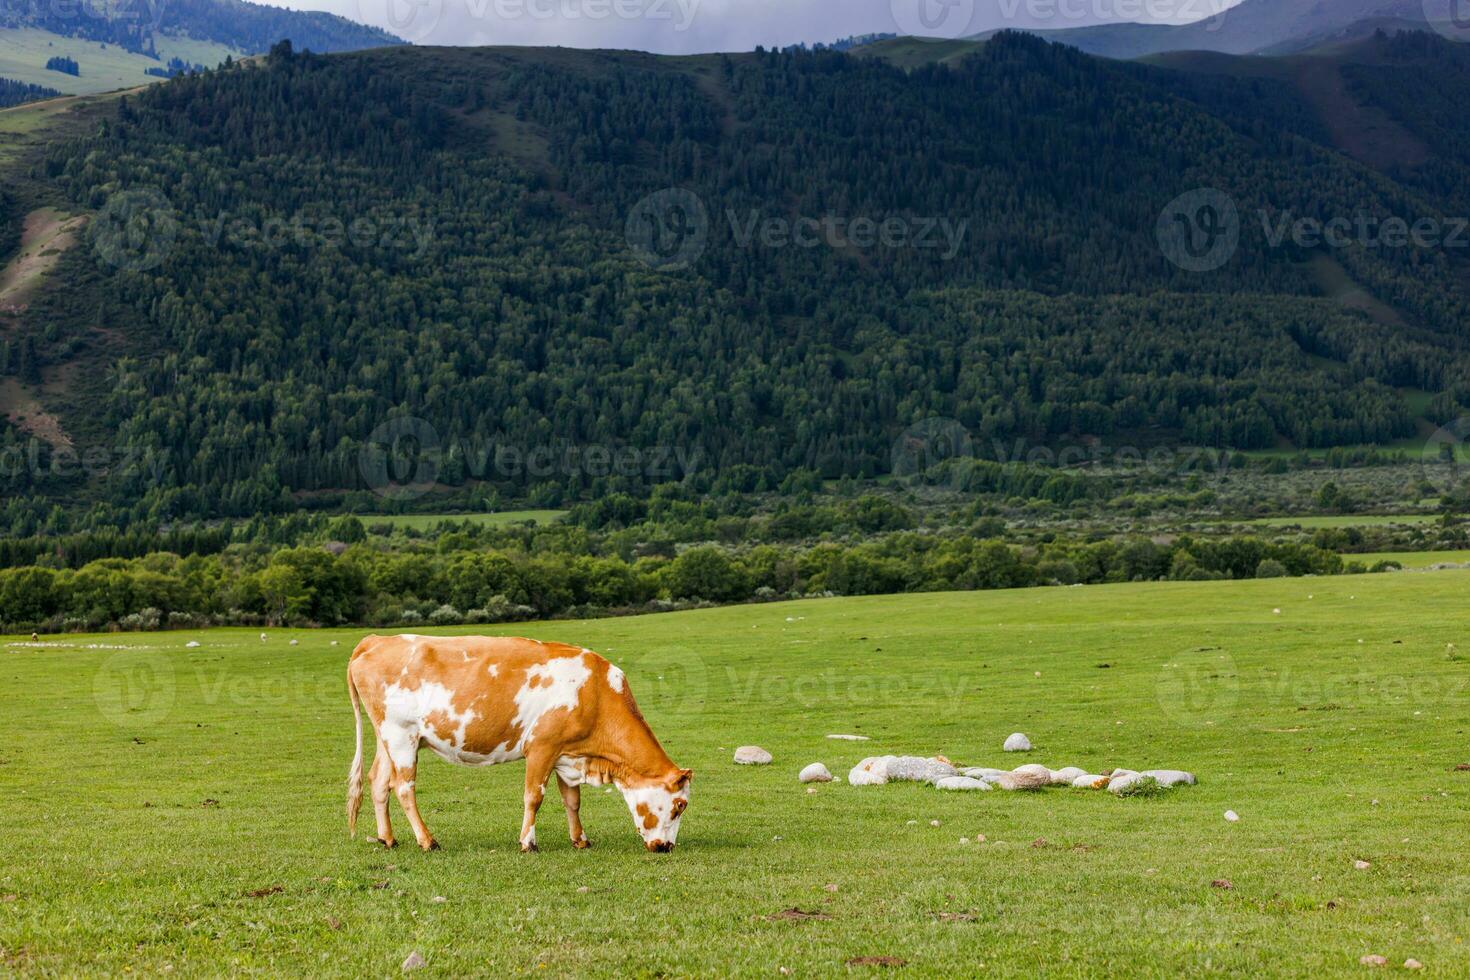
673,768,693,790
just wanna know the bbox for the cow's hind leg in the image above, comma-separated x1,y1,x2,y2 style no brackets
557,774,590,849
519,751,555,853
383,726,437,852
370,746,397,849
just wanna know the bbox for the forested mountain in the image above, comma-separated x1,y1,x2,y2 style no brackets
0,0,401,58
5,31,1470,522
0,74,58,107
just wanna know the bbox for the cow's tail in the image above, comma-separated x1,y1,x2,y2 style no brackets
346,663,365,838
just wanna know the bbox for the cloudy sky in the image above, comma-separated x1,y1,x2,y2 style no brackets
259,0,1244,54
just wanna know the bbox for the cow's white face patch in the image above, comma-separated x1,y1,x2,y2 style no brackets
620,778,691,852
606,665,625,693
512,655,591,750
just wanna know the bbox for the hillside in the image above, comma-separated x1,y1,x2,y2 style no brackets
3,34,1470,522
0,0,401,95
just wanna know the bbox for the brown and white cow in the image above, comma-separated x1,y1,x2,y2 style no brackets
346,634,692,853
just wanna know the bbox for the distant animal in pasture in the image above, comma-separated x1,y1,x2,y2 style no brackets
346,634,692,853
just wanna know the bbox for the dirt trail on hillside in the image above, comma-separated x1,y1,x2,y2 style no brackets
0,208,88,317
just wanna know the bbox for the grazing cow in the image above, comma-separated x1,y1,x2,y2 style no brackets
346,634,692,853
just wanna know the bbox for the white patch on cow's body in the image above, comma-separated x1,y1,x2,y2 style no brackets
555,755,594,786
383,680,478,767
511,655,591,751
606,665,625,693
486,663,499,678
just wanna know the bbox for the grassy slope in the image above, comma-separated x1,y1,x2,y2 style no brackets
1348,550,1470,568
0,28,241,95
2,573,1468,975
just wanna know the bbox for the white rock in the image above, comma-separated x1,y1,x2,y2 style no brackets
1224,810,1240,822
1071,773,1110,789
798,763,832,783
993,770,1049,791
1108,772,1153,794
849,756,895,786
402,951,426,972
1353,859,1371,870
963,768,1007,781
935,776,991,791
289,639,299,646
1049,766,1087,786
1012,764,1052,779
733,746,772,765
185,641,200,648
886,756,959,784
1141,769,1196,787
1003,733,1032,752
825,734,870,741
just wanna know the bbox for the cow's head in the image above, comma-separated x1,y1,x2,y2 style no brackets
620,768,693,852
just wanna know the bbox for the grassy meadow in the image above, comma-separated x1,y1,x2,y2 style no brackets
0,28,240,95
2,573,1469,975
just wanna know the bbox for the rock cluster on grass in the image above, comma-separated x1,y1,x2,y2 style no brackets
846,752,1196,797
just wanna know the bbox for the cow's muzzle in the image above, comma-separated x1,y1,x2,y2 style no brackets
646,840,675,853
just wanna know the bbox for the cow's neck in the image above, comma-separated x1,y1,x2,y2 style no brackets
585,736,678,789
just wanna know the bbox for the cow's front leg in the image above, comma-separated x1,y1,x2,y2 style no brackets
557,774,590,849
520,752,555,853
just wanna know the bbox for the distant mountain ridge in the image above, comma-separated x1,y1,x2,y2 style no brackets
0,0,403,58
969,0,1442,59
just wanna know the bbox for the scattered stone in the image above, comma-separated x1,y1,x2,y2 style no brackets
184,641,200,648
289,639,299,646
1405,959,1424,970
905,820,918,826
823,884,839,893
401,952,426,972
1049,766,1087,786
576,886,590,893
887,756,959,784
849,756,895,786
734,746,773,765
993,770,1049,791
799,763,832,783
935,776,990,792
1072,774,1110,789
959,837,970,844
962,767,1007,782
826,734,870,741
1224,810,1240,822
929,820,941,827
1108,773,1160,796
431,895,446,903
1353,860,1371,870
806,787,818,794
1359,954,1386,967
1211,879,1232,890
1003,733,1032,752
1140,769,1196,787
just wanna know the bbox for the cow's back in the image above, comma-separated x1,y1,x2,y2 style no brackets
349,634,619,767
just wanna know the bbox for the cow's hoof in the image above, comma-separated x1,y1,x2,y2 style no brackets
519,842,539,854
374,837,398,850
572,838,592,850
422,840,440,852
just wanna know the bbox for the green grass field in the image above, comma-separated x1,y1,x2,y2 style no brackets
4,573,1469,975
361,510,568,531
0,28,240,95
1242,514,1441,528
1346,551,1470,569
